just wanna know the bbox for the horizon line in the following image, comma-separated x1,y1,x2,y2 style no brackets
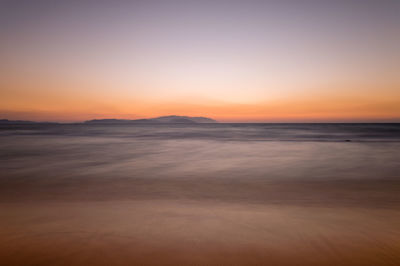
2,117,400,124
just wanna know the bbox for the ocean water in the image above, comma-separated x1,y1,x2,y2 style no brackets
1,123,400,265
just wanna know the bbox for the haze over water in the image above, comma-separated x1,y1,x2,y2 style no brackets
1,123,400,265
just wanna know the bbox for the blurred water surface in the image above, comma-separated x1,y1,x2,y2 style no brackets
0,123,400,265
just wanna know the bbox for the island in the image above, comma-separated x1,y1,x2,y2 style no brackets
84,115,217,124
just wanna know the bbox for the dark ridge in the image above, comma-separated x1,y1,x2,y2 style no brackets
84,115,217,124
0,119,57,125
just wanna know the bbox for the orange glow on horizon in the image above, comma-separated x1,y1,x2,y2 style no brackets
2,94,400,122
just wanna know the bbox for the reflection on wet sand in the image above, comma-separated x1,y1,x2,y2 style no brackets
1,201,400,266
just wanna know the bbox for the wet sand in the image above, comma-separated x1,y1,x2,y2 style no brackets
1,200,400,266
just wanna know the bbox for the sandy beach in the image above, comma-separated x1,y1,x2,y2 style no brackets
1,200,400,266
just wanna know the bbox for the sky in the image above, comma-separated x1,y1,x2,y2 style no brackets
1,0,399,122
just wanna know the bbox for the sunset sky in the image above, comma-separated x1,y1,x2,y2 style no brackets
1,0,399,122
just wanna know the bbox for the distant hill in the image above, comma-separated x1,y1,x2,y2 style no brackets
0,119,57,124
0,116,217,125
84,115,217,124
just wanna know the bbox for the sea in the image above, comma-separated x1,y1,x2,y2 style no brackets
1,123,400,265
